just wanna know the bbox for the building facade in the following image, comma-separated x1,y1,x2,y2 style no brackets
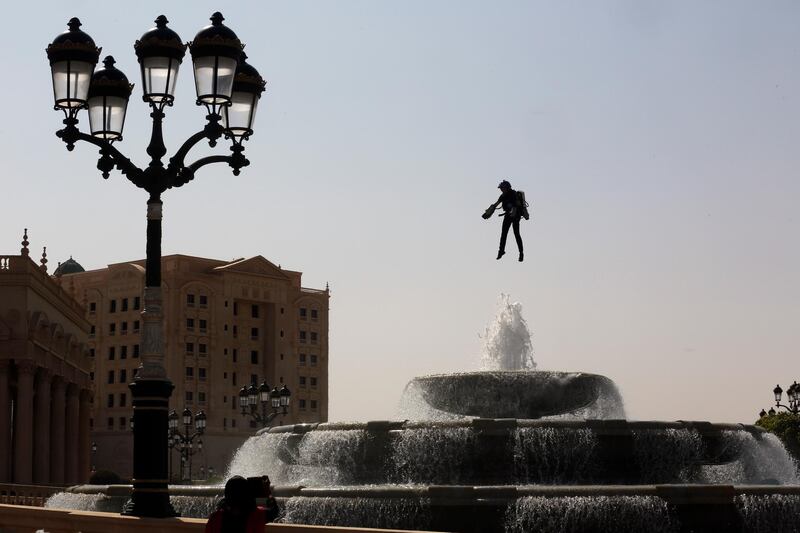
65,254,330,479
0,232,93,486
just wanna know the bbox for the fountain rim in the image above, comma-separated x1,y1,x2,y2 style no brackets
257,418,767,436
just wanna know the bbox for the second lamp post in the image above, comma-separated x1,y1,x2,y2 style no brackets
240,381,291,428
168,408,206,483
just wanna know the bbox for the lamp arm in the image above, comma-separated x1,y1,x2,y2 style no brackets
186,144,250,177
167,114,225,173
56,119,143,184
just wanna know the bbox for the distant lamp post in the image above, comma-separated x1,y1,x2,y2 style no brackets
168,408,206,482
239,381,290,428
760,382,800,417
91,442,98,472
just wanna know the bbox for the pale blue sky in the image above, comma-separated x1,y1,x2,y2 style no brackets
2,1,798,423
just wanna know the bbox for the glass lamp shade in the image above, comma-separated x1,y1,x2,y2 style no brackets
223,53,266,140
189,13,243,109
774,385,783,403
270,388,281,409
134,16,186,104
195,411,207,430
280,385,291,407
168,412,178,430
87,56,132,140
46,18,101,110
259,381,271,403
182,408,192,426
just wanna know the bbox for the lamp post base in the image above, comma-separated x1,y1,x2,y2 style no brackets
122,378,177,518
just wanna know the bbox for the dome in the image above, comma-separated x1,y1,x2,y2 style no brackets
54,257,85,276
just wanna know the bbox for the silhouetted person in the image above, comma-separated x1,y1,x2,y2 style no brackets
483,180,525,261
205,475,280,533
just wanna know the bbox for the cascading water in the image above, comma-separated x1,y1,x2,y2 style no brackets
506,496,679,533
480,294,535,371
45,294,800,533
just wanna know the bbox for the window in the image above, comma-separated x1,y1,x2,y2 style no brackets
280,307,284,314
232,419,237,428
233,349,238,363
199,392,206,403
280,330,284,338
133,320,140,333
250,327,259,340
133,344,140,358
120,369,127,383
120,392,127,407
133,296,140,310
251,304,259,318
119,417,126,429
109,300,117,313
187,294,195,307
310,332,318,344
121,321,128,335
311,309,319,320
89,302,97,314
89,348,95,358
120,346,128,359
223,417,227,428
199,344,207,356
232,372,237,386
300,308,307,319
250,374,258,385
186,367,194,378
232,396,237,410
187,318,195,331
299,353,306,365
107,394,114,408
90,371,95,381
299,399,307,410
108,347,115,360
224,395,228,403
107,370,114,384
90,325,95,338
199,368,207,381
299,331,307,343
311,400,318,410
186,391,193,403
299,376,307,388
250,350,258,365
233,302,238,316
233,325,238,338
310,377,318,388
186,342,194,354
109,323,116,336
199,295,208,308
199,319,207,332
90,418,94,429
107,417,114,430
223,372,227,379
311,354,318,366
122,298,128,312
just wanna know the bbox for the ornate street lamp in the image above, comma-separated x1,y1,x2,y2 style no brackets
240,380,290,428
91,442,98,472
46,18,100,114
168,408,205,483
760,381,800,417
46,13,266,518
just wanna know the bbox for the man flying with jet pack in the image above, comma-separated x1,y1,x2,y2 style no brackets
482,180,529,262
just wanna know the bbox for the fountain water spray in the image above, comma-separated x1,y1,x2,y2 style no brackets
480,294,535,371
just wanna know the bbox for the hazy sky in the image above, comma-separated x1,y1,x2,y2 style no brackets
2,1,798,424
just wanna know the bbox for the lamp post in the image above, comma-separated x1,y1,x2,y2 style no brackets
46,13,266,517
239,381,291,428
760,382,800,418
168,409,206,483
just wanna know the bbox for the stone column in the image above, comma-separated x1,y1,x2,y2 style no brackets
50,378,66,484
34,368,53,484
0,360,10,482
13,360,37,484
65,384,80,485
78,389,91,483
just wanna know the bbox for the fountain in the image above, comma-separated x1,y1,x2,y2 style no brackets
51,296,800,532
